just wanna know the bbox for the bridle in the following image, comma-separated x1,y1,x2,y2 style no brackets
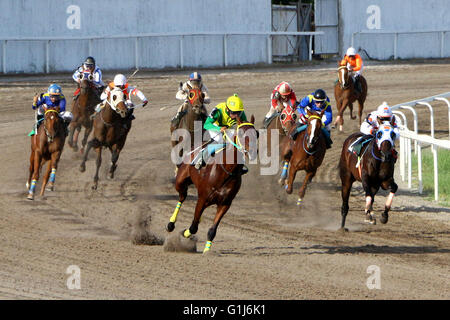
338,66,350,89
302,114,323,155
43,109,60,143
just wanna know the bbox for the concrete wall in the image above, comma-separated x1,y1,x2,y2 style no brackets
315,0,450,59
0,0,271,73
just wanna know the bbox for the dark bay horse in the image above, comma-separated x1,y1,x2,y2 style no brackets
79,88,130,190
170,84,207,174
166,117,258,253
339,123,398,230
27,107,66,200
333,65,367,131
279,108,327,205
264,104,297,158
68,71,102,154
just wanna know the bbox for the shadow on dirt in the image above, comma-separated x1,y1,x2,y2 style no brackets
301,244,450,255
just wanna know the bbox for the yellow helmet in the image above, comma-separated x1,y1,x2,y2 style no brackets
226,94,244,112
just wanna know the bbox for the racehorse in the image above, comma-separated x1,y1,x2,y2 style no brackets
27,107,66,200
339,122,398,230
170,84,207,175
79,88,130,190
264,104,297,157
333,65,367,131
68,71,102,154
279,108,327,205
166,116,258,253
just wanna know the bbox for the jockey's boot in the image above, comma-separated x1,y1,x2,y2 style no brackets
262,117,271,128
193,148,209,170
322,128,333,149
171,110,186,128
354,75,362,93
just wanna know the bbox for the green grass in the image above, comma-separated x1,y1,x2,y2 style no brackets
411,147,450,206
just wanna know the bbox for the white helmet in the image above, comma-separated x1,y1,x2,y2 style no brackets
376,102,393,120
114,74,127,86
346,47,357,56
278,82,292,96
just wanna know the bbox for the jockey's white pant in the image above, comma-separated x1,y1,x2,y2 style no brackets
350,69,362,79
265,106,281,119
207,130,224,143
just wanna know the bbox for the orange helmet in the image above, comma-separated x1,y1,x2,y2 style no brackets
278,82,292,96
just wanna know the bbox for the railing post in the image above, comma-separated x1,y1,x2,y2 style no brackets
417,141,423,194
180,36,184,69
394,33,398,59
2,40,6,74
400,105,418,154
309,35,313,61
416,101,435,138
441,31,445,58
433,97,450,139
46,40,50,74
223,34,228,67
267,34,272,64
432,146,438,201
135,37,139,69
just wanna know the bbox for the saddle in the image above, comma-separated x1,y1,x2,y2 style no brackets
289,124,308,140
348,135,373,156
262,112,280,129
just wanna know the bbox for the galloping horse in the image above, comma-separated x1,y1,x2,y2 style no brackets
170,84,207,175
27,107,66,200
333,66,367,131
279,108,327,205
339,123,398,230
166,117,258,253
79,88,130,190
264,104,297,157
68,71,102,153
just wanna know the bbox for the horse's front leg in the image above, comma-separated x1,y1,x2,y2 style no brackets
27,149,35,190
362,176,376,224
43,151,62,194
278,160,289,186
80,123,93,155
380,179,398,224
297,170,316,206
92,146,102,190
27,151,42,200
80,137,99,172
203,204,230,254
182,198,207,240
285,161,298,195
109,144,121,179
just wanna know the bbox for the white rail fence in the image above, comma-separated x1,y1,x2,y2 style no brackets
391,92,450,201
1,31,324,74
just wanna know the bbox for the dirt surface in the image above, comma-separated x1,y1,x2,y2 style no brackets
1,61,449,300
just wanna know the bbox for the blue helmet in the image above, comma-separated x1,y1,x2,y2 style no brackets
48,84,62,96
189,72,202,81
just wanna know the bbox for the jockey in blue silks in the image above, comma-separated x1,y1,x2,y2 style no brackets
29,84,73,136
294,89,333,149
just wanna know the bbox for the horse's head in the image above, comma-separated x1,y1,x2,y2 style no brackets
279,105,297,134
78,71,95,95
186,83,204,114
338,65,350,89
43,107,61,142
233,115,258,161
375,123,396,162
305,108,324,150
108,88,128,118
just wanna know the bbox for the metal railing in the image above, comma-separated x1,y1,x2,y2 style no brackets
1,31,324,74
392,92,450,201
351,30,450,59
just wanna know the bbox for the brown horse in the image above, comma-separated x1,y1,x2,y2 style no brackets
264,104,297,157
339,123,398,230
27,107,66,200
333,66,367,131
166,116,258,253
68,72,102,154
79,88,130,190
279,108,327,205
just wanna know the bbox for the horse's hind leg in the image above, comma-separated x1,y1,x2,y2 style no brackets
27,152,42,200
80,124,93,155
203,204,230,253
182,198,207,241
339,161,354,231
109,144,122,179
27,150,34,190
92,146,102,190
297,170,316,206
285,162,298,195
80,138,99,172
43,151,62,194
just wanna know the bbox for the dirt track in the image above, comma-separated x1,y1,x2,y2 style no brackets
0,61,449,299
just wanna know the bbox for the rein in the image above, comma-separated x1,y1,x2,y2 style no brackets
43,109,60,143
302,115,323,155
222,122,255,155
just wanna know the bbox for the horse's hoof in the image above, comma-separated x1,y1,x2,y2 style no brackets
296,198,303,206
27,194,34,200
26,182,30,189
278,178,286,186
331,125,336,130
166,222,175,232
79,148,84,155
364,213,376,225
337,227,349,234
92,184,97,190
285,185,293,194
79,164,85,173
46,184,54,192
380,213,389,224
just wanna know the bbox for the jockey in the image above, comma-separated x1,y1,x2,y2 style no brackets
340,47,364,93
72,56,105,99
193,94,247,169
172,72,210,128
96,74,148,121
30,84,73,136
350,102,400,157
295,89,333,149
263,81,297,127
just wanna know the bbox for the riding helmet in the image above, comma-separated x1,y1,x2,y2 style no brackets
313,89,326,101
226,94,244,112
278,82,292,96
48,84,62,96
189,72,202,81
84,56,96,66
